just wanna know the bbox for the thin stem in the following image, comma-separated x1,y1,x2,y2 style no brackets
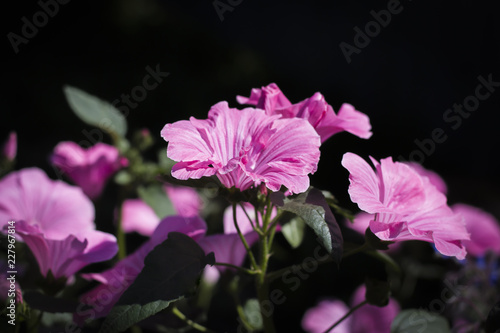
171,307,216,333
233,202,259,270
342,242,370,259
322,300,368,333
266,255,333,282
214,262,260,275
116,191,127,260
240,202,264,236
229,276,256,332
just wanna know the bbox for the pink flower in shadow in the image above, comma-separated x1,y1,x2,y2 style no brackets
51,142,127,199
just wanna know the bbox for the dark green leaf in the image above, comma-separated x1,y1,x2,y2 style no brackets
364,277,390,307
391,309,450,333
365,227,395,251
137,185,176,219
243,298,263,331
63,85,127,137
99,232,215,333
278,187,343,264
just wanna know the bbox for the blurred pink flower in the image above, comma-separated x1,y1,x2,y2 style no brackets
342,153,469,260
121,185,202,236
349,285,399,333
452,204,500,256
0,168,117,278
51,142,127,199
198,203,261,271
77,216,207,323
237,83,372,143
301,299,352,333
301,284,399,333
2,131,17,161
161,101,320,194
405,162,448,194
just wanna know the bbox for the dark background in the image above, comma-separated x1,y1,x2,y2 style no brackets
2,0,500,332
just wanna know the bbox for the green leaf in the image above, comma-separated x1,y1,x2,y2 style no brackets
99,232,215,333
391,309,450,333
281,217,306,249
137,184,176,219
243,298,263,331
322,190,356,222
63,85,127,138
278,187,343,264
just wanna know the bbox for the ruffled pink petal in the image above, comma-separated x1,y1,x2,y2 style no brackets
2,131,17,161
162,102,320,194
198,231,259,271
350,285,400,333
236,83,292,111
453,204,500,256
342,153,385,213
405,162,448,194
0,168,95,240
329,103,373,140
51,142,124,199
121,199,160,236
164,185,202,217
301,299,352,333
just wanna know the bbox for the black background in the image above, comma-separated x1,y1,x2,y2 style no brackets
2,0,500,332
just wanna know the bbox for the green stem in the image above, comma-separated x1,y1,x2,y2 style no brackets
215,262,260,275
116,200,127,260
233,202,259,270
342,242,370,259
322,300,368,333
229,276,256,332
171,307,216,333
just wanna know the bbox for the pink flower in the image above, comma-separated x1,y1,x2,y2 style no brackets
51,142,127,199
341,153,469,259
77,216,207,323
2,131,17,161
301,299,352,333
0,168,117,278
161,101,320,194
301,285,399,333
404,162,448,194
349,285,399,333
121,185,202,236
237,83,372,143
346,212,400,252
452,204,500,256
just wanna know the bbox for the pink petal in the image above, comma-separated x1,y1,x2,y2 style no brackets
236,83,292,111
121,199,160,236
0,168,95,240
405,162,448,194
453,204,500,256
301,299,352,333
15,221,117,279
164,185,202,217
329,103,373,140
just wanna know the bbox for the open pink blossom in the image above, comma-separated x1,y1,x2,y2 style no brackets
405,162,448,194
237,83,372,143
342,153,469,259
77,215,207,323
349,285,399,333
2,131,17,161
51,142,127,199
301,299,352,333
452,204,500,256
0,168,117,278
161,101,321,194
121,185,202,236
